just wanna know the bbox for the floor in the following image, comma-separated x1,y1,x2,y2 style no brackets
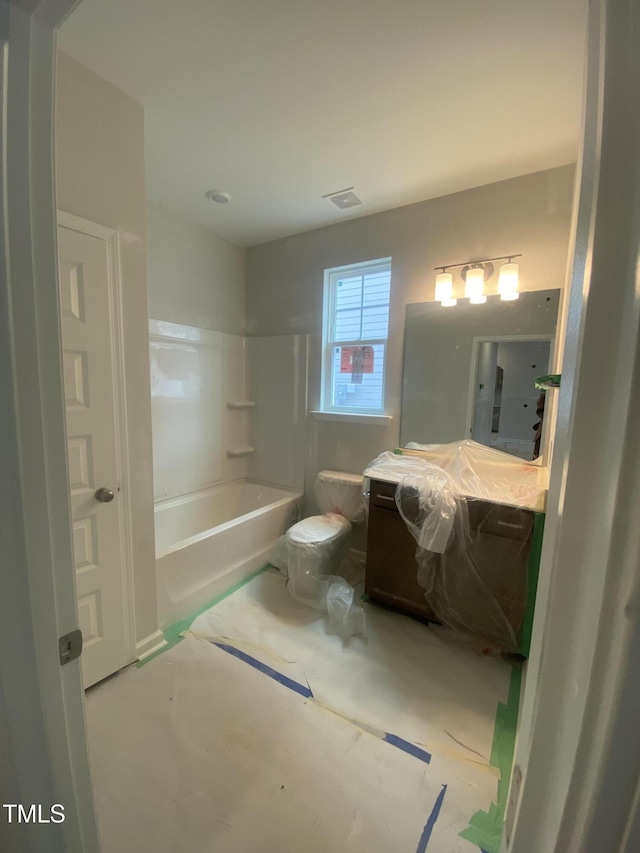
85,569,518,853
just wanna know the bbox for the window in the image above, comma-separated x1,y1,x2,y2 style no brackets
321,258,391,414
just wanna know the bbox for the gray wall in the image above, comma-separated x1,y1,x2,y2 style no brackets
146,202,246,335
246,165,575,512
247,336,308,491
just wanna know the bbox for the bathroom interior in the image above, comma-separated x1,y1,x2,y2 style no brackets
54,1,587,851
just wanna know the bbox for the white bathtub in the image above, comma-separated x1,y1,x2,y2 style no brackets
155,480,302,627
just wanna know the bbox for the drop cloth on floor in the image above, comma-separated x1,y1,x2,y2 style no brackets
86,636,486,853
188,569,511,767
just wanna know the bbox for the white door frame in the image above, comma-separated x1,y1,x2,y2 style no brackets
508,0,640,849
1,1,99,852
58,210,138,670
465,333,555,453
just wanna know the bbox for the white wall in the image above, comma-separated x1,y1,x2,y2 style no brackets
148,324,308,502
146,203,250,502
496,340,551,441
246,165,575,511
55,52,158,647
149,321,250,501
147,202,245,335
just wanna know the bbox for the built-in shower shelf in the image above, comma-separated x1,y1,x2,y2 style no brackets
226,446,256,458
226,401,256,409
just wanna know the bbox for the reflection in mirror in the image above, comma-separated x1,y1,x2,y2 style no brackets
470,337,551,459
400,289,560,459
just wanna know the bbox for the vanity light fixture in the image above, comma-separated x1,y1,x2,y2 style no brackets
433,254,522,306
434,271,457,306
465,266,487,304
498,259,520,300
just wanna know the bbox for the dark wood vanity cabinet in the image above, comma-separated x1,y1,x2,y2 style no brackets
364,477,543,654
365,478,439,621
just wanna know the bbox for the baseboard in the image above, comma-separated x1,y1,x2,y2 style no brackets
136,629,168,662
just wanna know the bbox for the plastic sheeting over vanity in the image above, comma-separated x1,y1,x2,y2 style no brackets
364,441,548,654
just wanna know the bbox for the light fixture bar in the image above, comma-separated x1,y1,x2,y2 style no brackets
434,253,522,272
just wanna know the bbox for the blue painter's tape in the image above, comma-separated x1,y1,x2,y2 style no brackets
383,733,431,765
212,642,314,699
213,641,435,771
416,784,447,853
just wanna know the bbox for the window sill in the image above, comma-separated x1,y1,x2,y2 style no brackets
310,411,393,426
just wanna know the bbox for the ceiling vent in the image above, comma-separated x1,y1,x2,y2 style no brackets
323,187,363,211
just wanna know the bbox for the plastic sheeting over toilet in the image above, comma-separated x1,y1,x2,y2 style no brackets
271,470,367,637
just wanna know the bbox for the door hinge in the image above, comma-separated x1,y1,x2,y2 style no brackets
59,629,83,666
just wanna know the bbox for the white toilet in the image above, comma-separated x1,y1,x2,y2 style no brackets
272,471,364,604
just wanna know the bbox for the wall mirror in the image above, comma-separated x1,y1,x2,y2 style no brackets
399,289,560,459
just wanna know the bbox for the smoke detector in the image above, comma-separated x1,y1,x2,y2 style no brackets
205,189,231,204
323,187,363,211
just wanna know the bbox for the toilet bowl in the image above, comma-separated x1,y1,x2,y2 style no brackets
271,471,364,604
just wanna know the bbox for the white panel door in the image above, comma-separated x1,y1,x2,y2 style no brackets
58,221,131,688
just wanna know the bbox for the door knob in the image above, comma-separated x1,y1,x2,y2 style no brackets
95,487,115,503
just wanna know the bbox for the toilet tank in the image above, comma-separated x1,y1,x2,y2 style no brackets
315,470,364,521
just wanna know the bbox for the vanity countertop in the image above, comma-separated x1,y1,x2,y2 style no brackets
363,442,548,513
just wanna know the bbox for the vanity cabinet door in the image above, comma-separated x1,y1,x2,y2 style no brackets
365,480,438,621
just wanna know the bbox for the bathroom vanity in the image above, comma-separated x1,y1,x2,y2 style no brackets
362,287,557,651
365,477,439,621
364,459,546,656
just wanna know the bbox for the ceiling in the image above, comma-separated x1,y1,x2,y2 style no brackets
59,0,587,247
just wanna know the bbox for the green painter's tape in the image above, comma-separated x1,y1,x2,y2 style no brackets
136,564,272,667
459,665,522,853
519,512,545,658
534,373,561,390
